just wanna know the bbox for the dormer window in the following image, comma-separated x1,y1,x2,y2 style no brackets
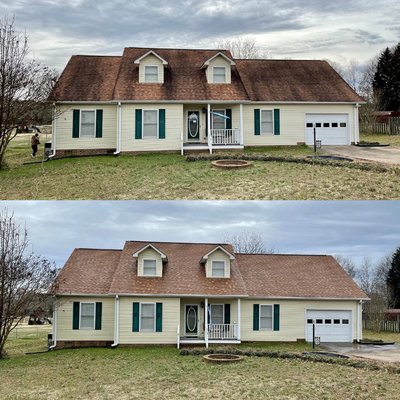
144,66,158,83
213,67,226,83
143,259,157,276
211,261,225,277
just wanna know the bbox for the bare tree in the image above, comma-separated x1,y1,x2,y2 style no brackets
222,230,277,254
334,255,357,279
215,36,271,59
0,209,56,358
357,257,375,295
0,16,58,168
326,59,363,94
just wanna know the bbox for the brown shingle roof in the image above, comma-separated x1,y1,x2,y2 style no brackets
54,241,368,300
51,48,362,103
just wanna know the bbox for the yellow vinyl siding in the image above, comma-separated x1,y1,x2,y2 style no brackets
121,104,183,151
55,105,117,150
205,249,231,278
56,296,114,341
138,54,164,83
137,248,163,277
243,104,356,146
241,299,358,342
119,297,180,344
206,56,232,84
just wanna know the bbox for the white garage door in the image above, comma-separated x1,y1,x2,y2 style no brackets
306,310,352,343
305,114,349,145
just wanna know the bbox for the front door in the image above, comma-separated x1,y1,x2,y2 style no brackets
187,111,200,141
185,305,198,336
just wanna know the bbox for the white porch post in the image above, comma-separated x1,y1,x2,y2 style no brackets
205,297,209,348
207,103,212,154
237,298,241,341
239,103,244,145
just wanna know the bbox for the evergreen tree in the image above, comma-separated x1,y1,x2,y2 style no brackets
387,247,400,308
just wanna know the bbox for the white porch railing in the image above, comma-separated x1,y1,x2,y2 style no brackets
177,324,180,349
211,129,241,145
208,323,238,340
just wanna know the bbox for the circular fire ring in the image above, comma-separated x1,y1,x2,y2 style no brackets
203,354,244,363
211,159,252,169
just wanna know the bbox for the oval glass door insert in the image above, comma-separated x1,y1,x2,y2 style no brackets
186,306,197,332
188,113,199,138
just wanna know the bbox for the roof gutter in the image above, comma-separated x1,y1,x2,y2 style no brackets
111,295,120,347
113,102,122,155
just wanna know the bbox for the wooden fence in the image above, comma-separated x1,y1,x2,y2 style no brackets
360,117,400,135
363,318,400,333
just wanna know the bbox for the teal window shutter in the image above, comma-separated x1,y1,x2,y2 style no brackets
95,302,102,330
132,302,140,332
254,109,260,135
156,303,163,332
225,109,232,130
224,304,231,324
253,304,259,331
159,109,166,139
72,110,80,138
96,110,103,138
274,109,280,135
135,109,142,139
73,302,80,330
274,304,280,331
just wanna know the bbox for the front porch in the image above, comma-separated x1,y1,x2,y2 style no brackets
177,298,242,348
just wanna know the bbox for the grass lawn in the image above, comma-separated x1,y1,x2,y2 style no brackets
360,133,400,146
1,134,400,199
1,328,400,399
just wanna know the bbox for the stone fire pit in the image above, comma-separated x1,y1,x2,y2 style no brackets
203,354,244,363
211,159,252,169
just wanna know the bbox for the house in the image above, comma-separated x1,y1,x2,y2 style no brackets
49,47,363,157
51,241,368,348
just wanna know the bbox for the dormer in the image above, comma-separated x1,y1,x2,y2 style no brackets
133,244,167,277
202,52,236,84
134,50,168,84
200,246,235,278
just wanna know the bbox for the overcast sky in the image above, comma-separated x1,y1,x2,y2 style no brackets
2,0,399,71
1,201,399,268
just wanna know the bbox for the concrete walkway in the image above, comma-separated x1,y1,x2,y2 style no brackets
321,342,400,363
322,145,400,165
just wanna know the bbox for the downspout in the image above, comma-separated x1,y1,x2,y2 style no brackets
48,298,57,349
111,295,120,347
113,102,122,155
357,300,362,342
353,103,360,145
48,103,57,159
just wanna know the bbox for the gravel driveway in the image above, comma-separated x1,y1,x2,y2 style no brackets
322,145,400,165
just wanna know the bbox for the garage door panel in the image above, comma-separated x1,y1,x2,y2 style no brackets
306,310,352,343
305,114,349,145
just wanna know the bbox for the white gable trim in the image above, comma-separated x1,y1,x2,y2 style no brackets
201,52,236,68
132,244,168,260
134,50,168,65
200,246,235,263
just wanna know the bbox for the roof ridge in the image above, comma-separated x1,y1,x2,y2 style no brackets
74,247,122,251
125,240,232,246
236,253,330,257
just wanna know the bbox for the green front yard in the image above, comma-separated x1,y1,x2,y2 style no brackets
1,328,399,400
1,134,400,199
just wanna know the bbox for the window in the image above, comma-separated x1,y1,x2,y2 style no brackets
260,305,273,330
140,303,155,331
213,67,226,83
332,122,338,128
315,123,322,128
306,123,313,128
325,319,332,324
334,319,340,324
211,260,225,277
80,302,95,329
210,304,224,324
212,110,226,130
261,110,273,134
144,66,158,82
143,259,157,276
340,122,347,128
81,111,95,137
307,319,313,324
342,319,349,324
323,123,330,128
316,319,323,324
143,110,158,138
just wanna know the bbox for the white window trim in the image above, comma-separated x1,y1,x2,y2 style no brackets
260,109,274,135
139,302,156,332
212,66,226,83
142,258,157,277
142,109,159,139
211,260,226,278
259,304,274,331
211,109,226,130
209,303,225,325
144,65,159,83
79,301,95,330
79,109,96,138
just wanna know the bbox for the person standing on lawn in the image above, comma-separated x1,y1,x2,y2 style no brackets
31,133,40,157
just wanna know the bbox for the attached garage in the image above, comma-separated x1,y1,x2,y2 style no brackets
306,310,353,343
305,114,350,145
